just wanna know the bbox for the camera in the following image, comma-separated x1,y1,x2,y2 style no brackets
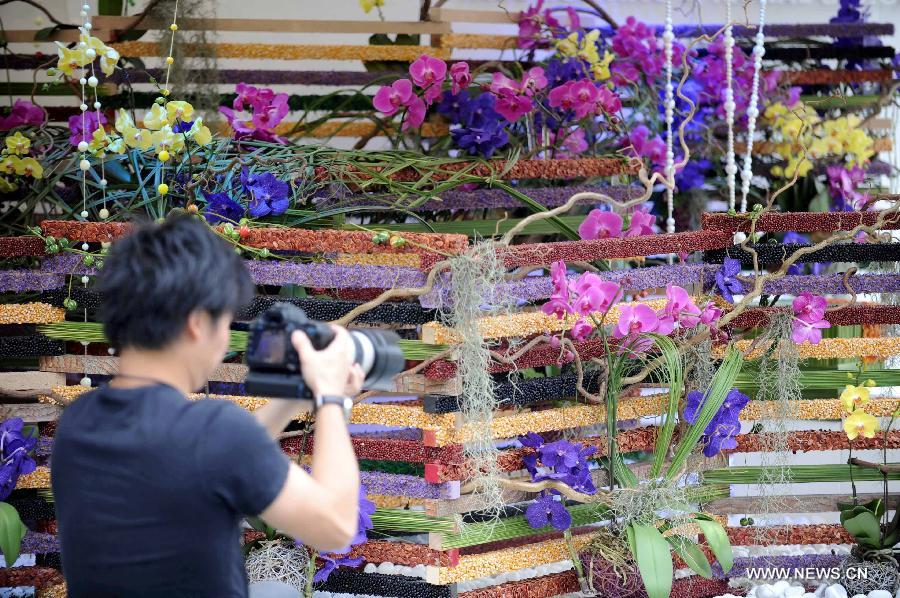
245,303,406,399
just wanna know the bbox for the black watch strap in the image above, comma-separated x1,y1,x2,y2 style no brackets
315,394,353,420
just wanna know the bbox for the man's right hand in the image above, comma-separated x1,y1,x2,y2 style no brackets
291,326,363,397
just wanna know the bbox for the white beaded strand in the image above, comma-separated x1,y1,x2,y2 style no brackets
78,4,89,220
739,0,768,214
663,0,676,237
724,0,737,212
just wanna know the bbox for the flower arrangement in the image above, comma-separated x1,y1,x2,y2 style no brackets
0,418,36,568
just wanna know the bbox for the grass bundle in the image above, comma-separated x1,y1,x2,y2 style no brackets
703,465,900,484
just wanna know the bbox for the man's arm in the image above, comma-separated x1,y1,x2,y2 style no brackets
257,327,361,552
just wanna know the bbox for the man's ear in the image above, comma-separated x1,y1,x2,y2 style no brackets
183,310,208,342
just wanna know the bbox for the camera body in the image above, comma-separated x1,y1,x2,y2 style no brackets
244,303,404,399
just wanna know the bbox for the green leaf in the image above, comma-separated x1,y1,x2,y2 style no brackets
841,511,882,548
696,516,734,573
666,347,742,480
649,335,683,478
0,502,26,567
629,524,673,598
668,536,712,579
34,26,61,41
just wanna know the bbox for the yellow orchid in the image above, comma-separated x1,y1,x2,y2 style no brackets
115,108,135,134
165,101,194,125
106,136,126,155
143,104,168,130
99,46,120,76
55,42,88,77
89,126,110,155
556,32,580,58
14,157,43,178
359,0,384,13
591,50,614,81
151,125,185,155
843,409,879,440
79,32,107,54
187,118,212,146
0,177,18,193
5,132,30,155
577,30,602,65
0,156,19,175
123,126,153,152
840,384,870,413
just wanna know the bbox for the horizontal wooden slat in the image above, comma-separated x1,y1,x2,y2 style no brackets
705,493,884,515
0,372,66,400
0,402,62,422
92,16,451,35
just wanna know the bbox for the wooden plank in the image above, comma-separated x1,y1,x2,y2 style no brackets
39,355,248,383
0,372,66,400
92,16,451,35
705,493,883,515
395,374,460,395
0,403,62,422
431,8,518,24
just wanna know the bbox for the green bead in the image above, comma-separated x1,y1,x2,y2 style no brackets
259,248,270,258
83,255,94,266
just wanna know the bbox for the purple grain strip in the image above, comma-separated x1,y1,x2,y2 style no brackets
19,532,60,555
42,255,427,289
360,471,451,499
706,272,900,295
0,270,65,292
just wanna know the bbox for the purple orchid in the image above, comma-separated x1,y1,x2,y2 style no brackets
0,418,37,501
525,494,572,531
715,258,744,303
0,100,45,130
310,485,375,583
68,112,107,146
241,167,290,218
313,554,364,583
201,191,244,225
539,440,583,471
220,83,289,143
684,389,749,457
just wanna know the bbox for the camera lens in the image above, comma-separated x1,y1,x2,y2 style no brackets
349,329,405,390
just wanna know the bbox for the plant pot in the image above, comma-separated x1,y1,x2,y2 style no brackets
839,552,900,595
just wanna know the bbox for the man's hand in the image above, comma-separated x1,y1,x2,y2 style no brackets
291,326,363,397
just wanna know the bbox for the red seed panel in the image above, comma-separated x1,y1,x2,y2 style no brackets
281,435,465,464
701,210,900,233
0,236,45,257
731,305,900,329
725,524,852,546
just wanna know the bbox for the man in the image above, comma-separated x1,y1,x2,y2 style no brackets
51,215,362,597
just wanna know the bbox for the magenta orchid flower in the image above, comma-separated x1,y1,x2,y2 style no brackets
0,100,45,130
403,96,427,131
520,67,548,96
578,210,623,240
700,303,722,326
614,304,660,338
792,292,827,323
490,72,521,96
548,80,600,120
373,79,415,117
450,62,471,95
549,260,570,301
494,92,533,122
625,208,656,237
574,281,622,316
409,55,447,102
571,318,593,341
596,87,622,114
792,317,830,345
542,296,573,319
664,284,701,328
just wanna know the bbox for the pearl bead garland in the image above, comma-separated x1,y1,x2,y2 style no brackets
724,0,737,211
739,0,768,213
663,0,675,236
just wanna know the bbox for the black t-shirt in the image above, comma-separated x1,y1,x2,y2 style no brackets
51,384,290,597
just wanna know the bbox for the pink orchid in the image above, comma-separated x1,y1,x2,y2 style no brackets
699,303,722,326
664,284,701,328
573,281,622,315
548,80,599,120
409,55,447,92
450,62,472,95
0,99,45,130
490,72,521,96
596,87,622,115
792,292,827,323
520,67,548,96
578,210,623,240
402,96,428,131
494,91,533,122
655,314,676,335
549,260,570,302
614,304,660,338
542,296,573,319
373,79,415,117
625,209,655,237
551,128,588,157
547,334,561,349
571,318,594,341
792,317,831,345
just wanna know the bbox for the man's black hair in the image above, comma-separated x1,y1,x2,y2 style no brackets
97,215,255,350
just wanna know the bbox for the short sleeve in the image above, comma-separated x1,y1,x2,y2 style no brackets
194,401,291,516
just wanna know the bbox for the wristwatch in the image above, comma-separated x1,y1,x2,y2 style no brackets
315,394,354,421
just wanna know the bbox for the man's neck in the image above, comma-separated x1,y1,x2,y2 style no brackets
113,349,196,395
